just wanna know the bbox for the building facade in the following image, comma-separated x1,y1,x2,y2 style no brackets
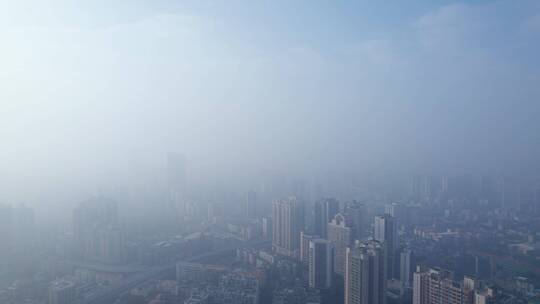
413,267,463,304
314,198,339,239
327,213,351,276
272,197,305,257
300,231,317,265
374,215,399,279
345,240,387,304
309,238,333,289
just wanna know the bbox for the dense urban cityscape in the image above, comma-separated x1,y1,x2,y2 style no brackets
1,154,540,303
2,1,540,304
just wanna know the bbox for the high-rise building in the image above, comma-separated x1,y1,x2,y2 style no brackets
262,217,273,239
327,213,351,276
309,238,333,289
441,176,449,194
412,175,443,202
344,201,367,241
73,197,123,263
385,202,407,230
345,240,387,304
246,190,257,218
374,215,399,279
462,276,478,304
314,198,339,238
301,231,317,265
48,279,76,304
272,197,305,257
97,226,124,263
413,267,463,304
400,249,414,288
412,175,430,202
474,288,494,304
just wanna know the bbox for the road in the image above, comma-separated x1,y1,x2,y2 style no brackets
82,239,270,304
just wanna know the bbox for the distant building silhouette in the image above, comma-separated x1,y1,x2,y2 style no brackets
300,231,317,265
73,197,123,263
272,197,305,258
344,201,367,241
314,198,339,238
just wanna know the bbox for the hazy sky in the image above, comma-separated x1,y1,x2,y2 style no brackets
1,1,540,204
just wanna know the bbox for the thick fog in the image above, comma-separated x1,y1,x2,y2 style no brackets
1,1,540,213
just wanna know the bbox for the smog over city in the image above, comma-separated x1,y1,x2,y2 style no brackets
1,1,540,304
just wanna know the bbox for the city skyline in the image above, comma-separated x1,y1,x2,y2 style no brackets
1,1,540,304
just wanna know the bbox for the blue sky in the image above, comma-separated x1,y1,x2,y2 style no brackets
1,1,540,203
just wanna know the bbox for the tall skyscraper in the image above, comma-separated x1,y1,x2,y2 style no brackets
262,217,272,239
314,198,339,238
301,231,317,265
344,201,367,241
412,175,430,202
413,267,463,304
374,215,399,279
385,202,407,230
309,238,333,289
167,152,187,218
345,240,387,304
400,249,413,288
462,276,479,304
272,197,305,257
327,213,351,276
